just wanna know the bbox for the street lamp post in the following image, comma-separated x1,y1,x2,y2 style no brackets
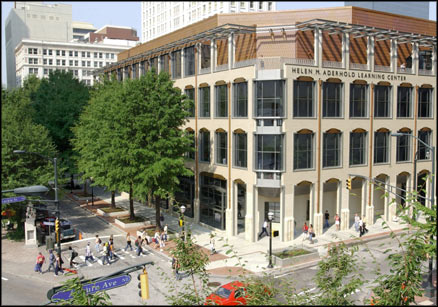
180,205,186,241
13,150,61,257
391,133,435,298
267,211,274,269
90,177,94,206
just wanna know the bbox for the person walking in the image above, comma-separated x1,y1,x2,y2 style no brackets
354,213,360,232
308,224,315,244
54,252,64,276
160,214,165,230
95,235,101,253
85,242,94,263
102,242,111,265
334,214,340,231
172,257,181,280
46,249,56,273
153,230,161,249
359,217,365,237
125,233,133,251
324,210,330,228
35,252,45,274
68,246,79,268
159,232,166,251
163,224,168,242
258,219,269,239
362,216,369,234
135,236,143,256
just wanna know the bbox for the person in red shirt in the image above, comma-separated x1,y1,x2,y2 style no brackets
302,222,309,234
35,252,45,274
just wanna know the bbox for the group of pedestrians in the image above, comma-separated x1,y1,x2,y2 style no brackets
324,210,342,230
354,213,369,237
34,249,65,276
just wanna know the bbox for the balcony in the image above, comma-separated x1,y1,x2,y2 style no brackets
375,65,392,72
397,67,413,74
419,69,434,76
214,64,228,72
256,119,282,134
256,172,281,188
199,67,211,75
322,61,343,69
350,63,368,70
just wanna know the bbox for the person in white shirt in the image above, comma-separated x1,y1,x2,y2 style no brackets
258,219,270,239
85,242,94,262
354,213,360,232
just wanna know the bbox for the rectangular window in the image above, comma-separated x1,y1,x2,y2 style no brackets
396,133,411,162
62,50,65,56
69,50,73,57
69,60,73,66
418,130,431,160
185,130,196,160
49,59,53,65
418,88,432,118
350,132,367,166
56,50,60,56
374,85,391,117
397,87,412,118
94,52,98,58
201,44,211,69
87,52,91,58
44,68,48,75
216,132,228,165
48,49,52,56
75,60,78,67
200,131,210,162
160,54,169,74
57,59,60,66
350,84,368,118
74,51,78,57
43,49,47,55
171,50,181,78
87,61,91,67
256,135,283,170
233,82,248,117
62,60,66,66
184,46,195,77
215,85,228,117
374,131,389,164
293,80,314,117
256,80,284,117
234,132,247,168
185,88,195,117
265,202,280,223
323,82,342,117
43,59,47,65
99,52,103,59
323,132,341,167
82,51,86,57
294,133,314,170
199,87,210,118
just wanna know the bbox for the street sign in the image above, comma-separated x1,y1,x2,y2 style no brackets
50,274,131,301
1,196,26,204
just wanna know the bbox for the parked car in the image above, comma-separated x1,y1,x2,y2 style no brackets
205,281,248,305
40,217,76,241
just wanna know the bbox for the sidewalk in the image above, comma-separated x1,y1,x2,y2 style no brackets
67,186,436,304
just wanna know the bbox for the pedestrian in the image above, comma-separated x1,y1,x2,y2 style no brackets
302,222,309,235
359,217,365,237
35,252,45,274
210,236,216,255
354,213,360,232
46,249,56,273
362,216,369,234
135,236,143,256
102,242,111,265
308,224,315,244
258,219,269,239
95,235,101,253
324,210,330,228
109,234,114,245
85,242,94,262
172,257,181,280
109,241,115,260
160,232,166,251
335,214,340,231
154,229,160,249
68,246,79,268
125,232,133,251
54,252,64,276
163,224,168,242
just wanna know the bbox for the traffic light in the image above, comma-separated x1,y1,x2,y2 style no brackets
55,218,60,241
138,268,149,299
179,219,184,227
346,178,352,190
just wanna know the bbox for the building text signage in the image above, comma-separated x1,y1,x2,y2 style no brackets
291,67,408,81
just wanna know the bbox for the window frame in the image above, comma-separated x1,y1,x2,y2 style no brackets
417,130,431,160
396,132,411,162
396,86,413,118
215,131,228,165
233,132,247,168
349,84,369,118
199,86,211,118
293,80,315,118
322,82,343,118
349,131,367,166
323,132,342,168
374,131,390,164
255,134,284,171
199,130,211,163
418,87,433,118
374,85,392,118
293,132,314,170
233,82,248,118
215,84,228,118
255,80,285,118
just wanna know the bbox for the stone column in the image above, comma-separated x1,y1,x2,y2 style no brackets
340,180,350,230
367,36,375,71
226,181,236,237
432,44,437,76
390,39,397,73
228,33,235,70
181,48,185,78
211,39,216,72
314,28,322,67
342,32,350,70
245,185,256,242
388,176,397,222
284,184,294,241
413,42,419,75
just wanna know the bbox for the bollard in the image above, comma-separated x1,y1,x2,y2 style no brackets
78,232,82,240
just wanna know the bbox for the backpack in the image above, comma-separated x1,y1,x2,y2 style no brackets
98,238,102,244
49,253,55,263
135,240,139,247
72,251,78,258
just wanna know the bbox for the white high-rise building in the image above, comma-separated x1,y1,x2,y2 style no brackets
141,1,276,43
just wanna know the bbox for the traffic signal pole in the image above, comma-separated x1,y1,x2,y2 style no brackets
54,157,61,257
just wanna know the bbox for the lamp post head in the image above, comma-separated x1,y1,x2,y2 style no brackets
268,211,274,221
13,150,26,154
180,205,186,214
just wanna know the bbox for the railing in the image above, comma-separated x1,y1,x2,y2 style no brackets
322,61,343,68
199,67,211,74
283,57,315,66
397,67,413,74
419,69,434,76
350,63,368,70
214,64,229,72
233,58,256,69
257,57,282,70
375,65,392,72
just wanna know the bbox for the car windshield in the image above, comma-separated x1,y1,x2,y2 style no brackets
214,287,232,298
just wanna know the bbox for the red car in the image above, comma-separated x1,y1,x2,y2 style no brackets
205,281,248,305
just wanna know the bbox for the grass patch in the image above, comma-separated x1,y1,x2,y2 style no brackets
101,207,126,213
274,248,311,259
6,227,25,241
119,216,147,223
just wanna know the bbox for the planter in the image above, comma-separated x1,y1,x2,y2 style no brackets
115,217,151,229
272,247,320,267
96,208,129,217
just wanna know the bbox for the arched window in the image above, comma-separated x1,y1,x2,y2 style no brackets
350,128,367,166
323,129,341,168
418,128,432,160
233,129,247,168
374,128,390,164
199,129,210,162
294,129,314,170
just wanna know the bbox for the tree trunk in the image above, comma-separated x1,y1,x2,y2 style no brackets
148,191,152,208
111,191,116,208
129,183,135,220
83,178,88,195
155,194,161,230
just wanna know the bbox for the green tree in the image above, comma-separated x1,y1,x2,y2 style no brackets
31,70,89,174
54,277,112,305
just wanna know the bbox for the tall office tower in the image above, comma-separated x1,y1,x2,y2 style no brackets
141,1,276,43
344,2,429,19
5,2,73,88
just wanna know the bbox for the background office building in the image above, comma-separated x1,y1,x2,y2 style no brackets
344,1,429,20
100,6,436,243
141,1,276,43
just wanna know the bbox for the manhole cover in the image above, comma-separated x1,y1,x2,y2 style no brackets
207,282,221,287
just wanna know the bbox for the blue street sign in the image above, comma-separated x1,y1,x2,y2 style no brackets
51,274,131,301
1,196,26,204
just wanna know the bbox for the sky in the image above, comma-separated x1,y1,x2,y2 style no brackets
1,1,436,88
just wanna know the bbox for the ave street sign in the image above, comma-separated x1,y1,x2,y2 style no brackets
1,196,26,205
50,274,131,301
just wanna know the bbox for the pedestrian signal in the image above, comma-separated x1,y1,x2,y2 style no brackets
179,219,184,227
346,178,352,190
138,269,149,299
272,230,279,237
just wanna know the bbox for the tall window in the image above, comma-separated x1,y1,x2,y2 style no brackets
171,50,181,78
256,135,283,170
199,87,210,117
323,82,342,117
293,81,314,117
323,132,341,167
185,130,195,160
215,131,227,165
234,132,247,168
374,85,391,117
199,130,210,162
350,84,368,118
418,88,432,118
185,88,195,117
374,131,389,164
418,130,431,160
215,85,228,117
160,54,169,74
294,133,314,170
265,202,280,222
350,132,367,166
396,132,411,162
201,44,211,69
397,87,412,118
255,81,284,117
150,57,158,73
184,46,195,77
233,82,248,117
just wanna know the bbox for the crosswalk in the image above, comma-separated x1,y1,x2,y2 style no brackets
75,248,149,267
